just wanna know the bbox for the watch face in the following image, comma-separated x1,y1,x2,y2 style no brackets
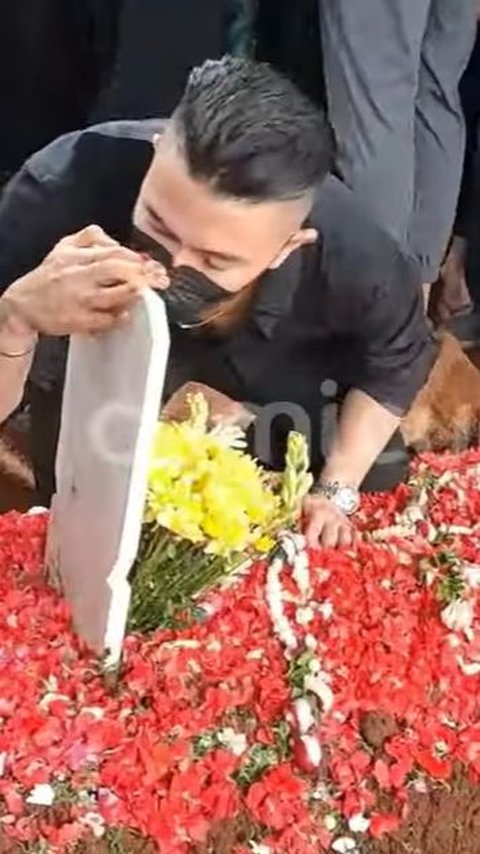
335,487,359,515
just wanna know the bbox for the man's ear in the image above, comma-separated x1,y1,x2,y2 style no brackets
269,228,318,269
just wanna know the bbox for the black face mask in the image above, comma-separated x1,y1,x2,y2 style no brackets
130,227,230,329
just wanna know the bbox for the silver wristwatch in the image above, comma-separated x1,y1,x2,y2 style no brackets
312,480,360,516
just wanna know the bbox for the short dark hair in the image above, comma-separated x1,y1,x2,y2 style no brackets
173,56,335,202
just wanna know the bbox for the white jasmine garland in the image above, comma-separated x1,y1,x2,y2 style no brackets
304,672,334,712
300,734,322,767
266,558,297,650
292,697,316,734
292,549,311,599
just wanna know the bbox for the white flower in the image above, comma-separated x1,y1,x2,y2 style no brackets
441,600,474,635
304,673,334,712
82,707,105,720
39,693,70,711
348,813,371,834
412,777,428,794
311,780,332,801
318,601,334,621
0,753,7,777
403,505,425,524
206,640,221,652
246,649,264,661
166,639,201,650
26,784,55,807
27,506,48,516
305,634,318,651
461,563,480,588
209,423,247,449
81,812,105,839
296,606,315,626
331,837,358,853
218,728,248,757
249,843,271,854
457,656,480,676
324,814,338,832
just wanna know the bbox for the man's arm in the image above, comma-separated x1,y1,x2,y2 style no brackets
320,389,400,488
0,298,37,424
0,226,164,424
304,251,435,548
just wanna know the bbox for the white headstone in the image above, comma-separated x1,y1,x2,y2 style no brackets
46,290,169,667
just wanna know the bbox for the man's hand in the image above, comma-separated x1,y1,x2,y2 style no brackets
303,493,357,549
2,225,168,337
162,381,256,430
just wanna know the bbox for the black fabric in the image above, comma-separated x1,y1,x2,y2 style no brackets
255,0,327,109
0,120,435,503
91,0,224,122
0,0,118,178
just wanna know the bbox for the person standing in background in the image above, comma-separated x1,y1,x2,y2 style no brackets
318,1,477,315
91,0,224,122
0,0,225,186
0,0,118,185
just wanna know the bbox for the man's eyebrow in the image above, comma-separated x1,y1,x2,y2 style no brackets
145,203,244,264
145,203,175,235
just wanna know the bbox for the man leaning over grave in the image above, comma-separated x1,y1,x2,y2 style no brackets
0,58,435,549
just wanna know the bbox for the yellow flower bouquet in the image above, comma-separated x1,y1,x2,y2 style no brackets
128,394,312,632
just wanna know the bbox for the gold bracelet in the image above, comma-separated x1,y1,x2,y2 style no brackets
0,343,36,358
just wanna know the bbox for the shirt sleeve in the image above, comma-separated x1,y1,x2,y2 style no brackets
353,251,436,416
0,132,86,294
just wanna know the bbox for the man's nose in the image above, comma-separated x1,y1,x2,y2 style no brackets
171,246,196,268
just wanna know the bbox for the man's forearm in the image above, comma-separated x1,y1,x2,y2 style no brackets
319,389,401,489
0,292,37,423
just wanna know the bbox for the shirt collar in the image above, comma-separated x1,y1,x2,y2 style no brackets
250,245,304,339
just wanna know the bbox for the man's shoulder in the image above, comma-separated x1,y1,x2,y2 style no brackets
25,119,167,184
311,175,421,290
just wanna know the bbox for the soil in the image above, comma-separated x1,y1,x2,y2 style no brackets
367,773,480,854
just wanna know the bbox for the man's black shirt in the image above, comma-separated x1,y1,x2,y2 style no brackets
0,119,434,420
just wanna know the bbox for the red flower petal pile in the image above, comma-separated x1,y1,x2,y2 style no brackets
1,451,480,852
